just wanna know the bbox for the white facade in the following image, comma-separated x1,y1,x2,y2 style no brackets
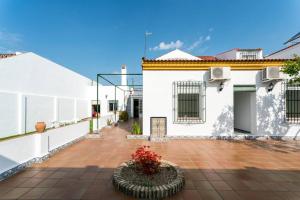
143,50,300,138
89,85,128,117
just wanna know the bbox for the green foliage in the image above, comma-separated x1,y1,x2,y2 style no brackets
119,111,129,121
132,121,142,135
107,119,113,126
89,119,93,133
282,55,300,83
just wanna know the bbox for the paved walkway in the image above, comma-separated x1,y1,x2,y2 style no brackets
0,123,300,200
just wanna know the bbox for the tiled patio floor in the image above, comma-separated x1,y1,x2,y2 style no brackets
1,123,300,200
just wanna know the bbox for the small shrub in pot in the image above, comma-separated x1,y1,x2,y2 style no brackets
119,111,129,122
131,122,142,135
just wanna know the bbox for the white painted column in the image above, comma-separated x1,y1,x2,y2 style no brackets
74,98,78,122
53,97,58,122
17,93,23,134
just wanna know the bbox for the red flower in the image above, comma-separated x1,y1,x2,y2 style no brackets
131,146,161,175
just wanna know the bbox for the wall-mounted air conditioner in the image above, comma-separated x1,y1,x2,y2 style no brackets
262,67,282,82
209,67,231,81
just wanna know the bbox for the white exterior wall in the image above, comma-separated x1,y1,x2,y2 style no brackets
143,70,300,138
89,85,128,118
266,43,300,59
143,71,234,136
0,121,88,176
0,53,91,137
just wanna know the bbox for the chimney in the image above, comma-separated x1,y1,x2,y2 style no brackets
121,64,127,86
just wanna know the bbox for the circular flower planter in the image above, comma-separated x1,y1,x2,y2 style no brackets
112,160,184,199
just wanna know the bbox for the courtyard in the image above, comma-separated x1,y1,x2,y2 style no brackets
0,123,300,200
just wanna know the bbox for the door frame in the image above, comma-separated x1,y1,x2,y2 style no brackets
150,117,167,137
233,85,257,134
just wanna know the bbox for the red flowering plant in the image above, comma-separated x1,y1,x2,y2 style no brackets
131,146,162,175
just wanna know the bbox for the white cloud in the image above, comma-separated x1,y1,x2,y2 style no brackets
150,40,183,51
187,35,211,51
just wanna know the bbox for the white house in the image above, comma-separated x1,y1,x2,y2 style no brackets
266,32,300,59
142,49,300,139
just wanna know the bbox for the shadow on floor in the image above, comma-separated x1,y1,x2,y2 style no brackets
1,165,300,200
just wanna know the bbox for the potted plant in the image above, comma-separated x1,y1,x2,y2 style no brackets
131,121,142,135
119,111,129,122
107,119,113,128
112,146,185,199
35,122,46,133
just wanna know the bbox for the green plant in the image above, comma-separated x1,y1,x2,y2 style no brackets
89,119,93,133
119,111,129,121
282,55,300,83
131,122,142,135
107,119,113,126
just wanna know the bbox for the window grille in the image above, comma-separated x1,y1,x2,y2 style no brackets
173,81,206,123
240,51,259,60
108,100,118,112
284,82,300,123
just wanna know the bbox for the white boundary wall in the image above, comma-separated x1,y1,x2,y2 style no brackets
0,121,89,175
0,53,91,138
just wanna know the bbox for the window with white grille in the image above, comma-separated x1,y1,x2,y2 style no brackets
173,81,206,123
239,51,260,60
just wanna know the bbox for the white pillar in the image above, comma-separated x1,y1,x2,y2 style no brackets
74,98,78,122
17,93,23,134
53,97,58,122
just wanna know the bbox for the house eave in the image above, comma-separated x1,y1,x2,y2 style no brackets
142,59,290,70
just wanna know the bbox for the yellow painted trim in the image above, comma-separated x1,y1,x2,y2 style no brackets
142,60,286,70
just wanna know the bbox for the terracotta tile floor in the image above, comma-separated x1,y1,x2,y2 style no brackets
1,122,300,199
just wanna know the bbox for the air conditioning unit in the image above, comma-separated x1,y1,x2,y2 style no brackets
209,67,231,81
262,67,282,82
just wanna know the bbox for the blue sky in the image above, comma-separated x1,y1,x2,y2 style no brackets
0,0,300,80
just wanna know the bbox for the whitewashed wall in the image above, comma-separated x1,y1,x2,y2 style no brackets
89,85,128,117
0,53,91,138
143,71,234,136
0,121,89,176
143,70,300,138
0,92,19,137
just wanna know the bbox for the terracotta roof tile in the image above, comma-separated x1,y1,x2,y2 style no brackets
0,53,16,59
197,56,217,60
